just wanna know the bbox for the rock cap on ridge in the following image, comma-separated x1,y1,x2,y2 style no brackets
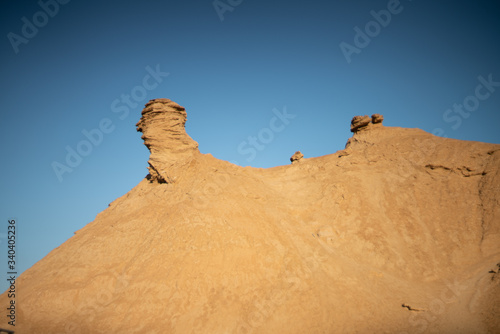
350,114,384,133
290,151,304,164
136,98,199,183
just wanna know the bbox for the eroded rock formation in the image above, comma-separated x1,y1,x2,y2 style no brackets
136,98,199,183
350,113,384,132
350,115,371,132
371,113,383,124
2,100,499,334
290,151,304,164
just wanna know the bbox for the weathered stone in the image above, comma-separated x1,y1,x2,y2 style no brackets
290,151,304,164
136,99,199,183
350,115,371,132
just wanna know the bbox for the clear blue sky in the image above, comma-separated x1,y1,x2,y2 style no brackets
1,0,499,292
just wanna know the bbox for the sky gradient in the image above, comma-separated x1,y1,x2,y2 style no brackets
1,0,500,292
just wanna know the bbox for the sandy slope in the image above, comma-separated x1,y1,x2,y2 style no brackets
2,99,499,333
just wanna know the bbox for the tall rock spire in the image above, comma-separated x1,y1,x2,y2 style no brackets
136,98,199,183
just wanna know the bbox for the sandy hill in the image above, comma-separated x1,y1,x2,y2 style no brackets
2,99,499,333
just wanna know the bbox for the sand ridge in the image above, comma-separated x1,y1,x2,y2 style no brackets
2,99,499,333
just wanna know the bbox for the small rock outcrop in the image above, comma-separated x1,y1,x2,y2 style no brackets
371,113,384,124
136,99,199,183
350,115,372,132
350,114,384,133
290,151,304,164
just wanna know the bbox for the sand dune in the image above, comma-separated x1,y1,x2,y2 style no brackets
2,99,498,333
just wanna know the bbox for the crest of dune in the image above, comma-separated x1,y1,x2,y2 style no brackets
2,99,499,334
